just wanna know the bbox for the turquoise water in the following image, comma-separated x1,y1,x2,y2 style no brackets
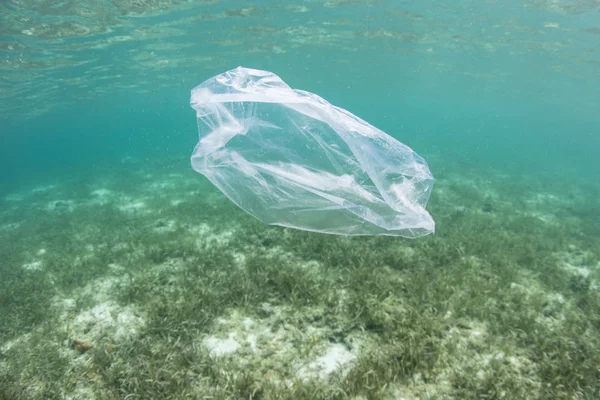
2,0,599,190
1,1,600,398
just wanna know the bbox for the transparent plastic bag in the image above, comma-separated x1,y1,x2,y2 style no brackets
190,66,434,238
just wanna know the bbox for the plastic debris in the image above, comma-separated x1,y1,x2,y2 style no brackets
190,66,434,237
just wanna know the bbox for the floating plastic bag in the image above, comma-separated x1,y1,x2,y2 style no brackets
190,66,435,238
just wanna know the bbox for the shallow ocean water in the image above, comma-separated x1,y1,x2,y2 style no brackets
1,1,599,399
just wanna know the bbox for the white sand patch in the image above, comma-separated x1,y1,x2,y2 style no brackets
548,292,566,304
204,309,295,357
525,192,563,206
50,277,122,325
563,263,591,278
170,199,184,206
232,252,246,266
447,321,489,349
89,188,114,205
108,263,126,273
114,306,145,340
199,307,362,387
530,212,557,224
190,223,235,247
50,276,145,346
272,45,285,54
80,276,121,302
75,303,115,330
482,351,505,366
471,330,483,338
54,298,77,314
297,343,356,380
192,223,211,236
65,387,96,400
91,188,112,197
112,242,130,252
0,333,31,354
299,260,321,271
22,260,44,271
203,332,241,357
31,184,58,193
118,200,148,213
247,334,258,352
70,301,145,343
556,247,598,286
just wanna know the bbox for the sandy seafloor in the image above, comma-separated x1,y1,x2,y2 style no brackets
0,155,599,399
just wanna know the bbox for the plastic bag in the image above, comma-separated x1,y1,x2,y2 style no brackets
190,66,435,238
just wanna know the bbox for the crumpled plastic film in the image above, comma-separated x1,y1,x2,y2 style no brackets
190,66,435,238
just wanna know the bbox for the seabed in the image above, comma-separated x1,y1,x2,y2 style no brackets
1,156,599,399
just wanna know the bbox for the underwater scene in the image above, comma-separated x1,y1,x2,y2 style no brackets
1,0,600,399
